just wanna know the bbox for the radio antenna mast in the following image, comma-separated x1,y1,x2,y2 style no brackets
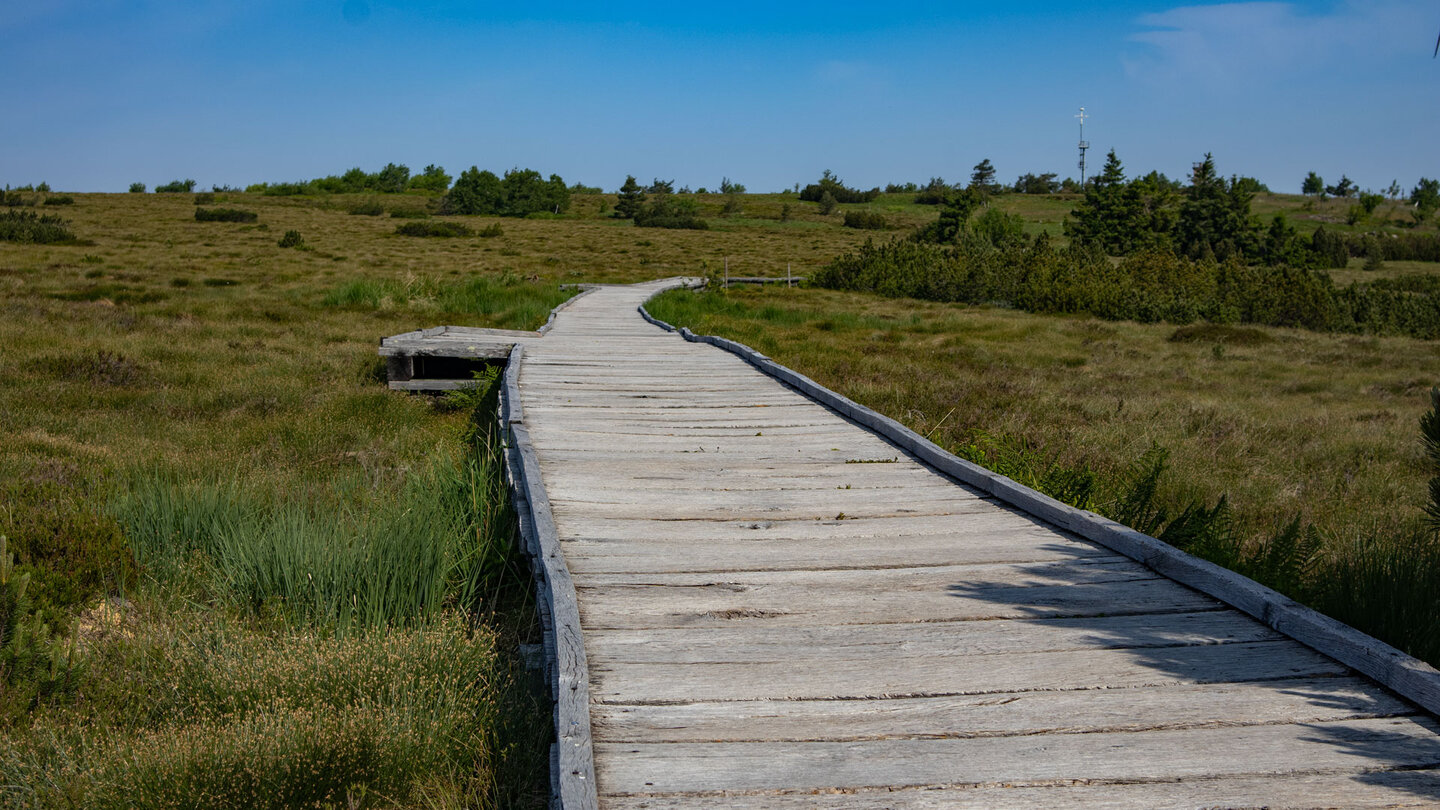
1076,107,1090,187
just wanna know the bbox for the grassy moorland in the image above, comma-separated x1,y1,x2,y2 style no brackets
1,184,1437,805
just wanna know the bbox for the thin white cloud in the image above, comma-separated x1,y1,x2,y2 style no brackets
1124,1,1428,90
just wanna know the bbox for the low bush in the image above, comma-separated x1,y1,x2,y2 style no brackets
478,223,504,238
799,170,881,204
634,197,708,230
261,182,308,197
812,236,1440,339
395,220,472,238
42,195,75,206
194,208,258,223
843,210,888,230
128,183,146,193
0,210,75,243
155,179,197,194
277,230,304,248
348,200,385,216
193,192,215,205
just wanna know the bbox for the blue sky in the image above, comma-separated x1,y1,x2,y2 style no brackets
2,1,1435,193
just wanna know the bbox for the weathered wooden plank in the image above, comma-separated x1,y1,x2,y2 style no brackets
583,611,1279,664
601,769,1440,809
551,494,988,523
544,486,979,517
560,519,1112,573
530,425,870,441
592,675,1412,743
540,465,958,494
378,337,519,358
554,509,1096,547
589,639,1346,703
574,564,1220,629
592,716,1440,795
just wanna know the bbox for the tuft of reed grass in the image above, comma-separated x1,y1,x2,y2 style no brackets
111,380,520,630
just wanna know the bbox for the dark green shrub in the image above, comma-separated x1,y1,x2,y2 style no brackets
842,210,888,230
817,191,838,216
128,183,146,193
278,230,305,248
388,208,430,219
407,164,451,193
194,208,258,223
0,210,75,243
634,194,707,230
348,200,385,216
799,170,880,204
261,182,308,196
1013,173,1060,194
42,195,74,206
395,221,472,237
815,233,1440,339
442,167,570,217
155,179,197,193
477,223,504,238
914,177,952,205
193,192,215,205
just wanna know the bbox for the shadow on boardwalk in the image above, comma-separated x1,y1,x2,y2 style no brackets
945,551,1440,802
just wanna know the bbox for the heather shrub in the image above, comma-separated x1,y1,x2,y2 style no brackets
395,220,472,237
194,208,258,223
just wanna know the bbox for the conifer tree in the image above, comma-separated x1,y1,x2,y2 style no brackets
614,175,645,220
1064,150,1146,254
1176,154,1257,261
969,158,998,197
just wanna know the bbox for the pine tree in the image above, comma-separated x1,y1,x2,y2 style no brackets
614,175,645,220
1301,171,1324,196
1176,154,1257,261
969,158,998,196
1064,150,1146,254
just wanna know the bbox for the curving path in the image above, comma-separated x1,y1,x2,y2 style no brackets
452,280,1440,807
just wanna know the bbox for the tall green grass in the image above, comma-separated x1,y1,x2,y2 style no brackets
322,274,572,328
111,376,521,629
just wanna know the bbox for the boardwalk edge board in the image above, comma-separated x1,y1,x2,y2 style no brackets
501,343,599,810
636,295,1440,718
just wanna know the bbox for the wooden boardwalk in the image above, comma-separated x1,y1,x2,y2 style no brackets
409,280,1440,807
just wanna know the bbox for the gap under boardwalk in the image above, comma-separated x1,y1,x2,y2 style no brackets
516,280,1440,808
